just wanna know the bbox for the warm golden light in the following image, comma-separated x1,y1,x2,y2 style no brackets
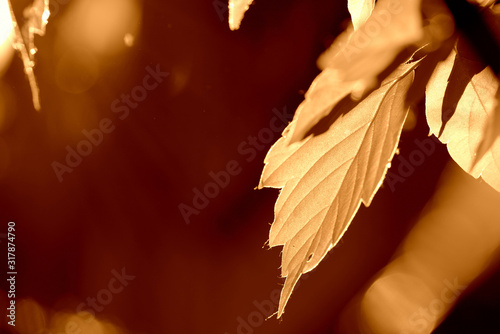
0,0,14,77
16,298,128,334
57,0,142,56
0,0,12,46
356,163,500,334
2,1,500,333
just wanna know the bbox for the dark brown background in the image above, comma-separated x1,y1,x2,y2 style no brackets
0,0,499,333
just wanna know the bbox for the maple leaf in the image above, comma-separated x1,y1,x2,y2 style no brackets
228,0,254,31
426,49,500,192
258,61,420,318
347,0,375,31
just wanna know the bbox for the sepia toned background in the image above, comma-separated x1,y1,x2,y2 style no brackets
0,0,499,333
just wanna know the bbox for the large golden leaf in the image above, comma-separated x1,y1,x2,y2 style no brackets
258,62,418,318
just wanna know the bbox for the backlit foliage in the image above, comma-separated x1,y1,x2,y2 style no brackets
230,0,500,318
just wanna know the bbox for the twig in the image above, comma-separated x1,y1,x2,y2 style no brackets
6,0,41,111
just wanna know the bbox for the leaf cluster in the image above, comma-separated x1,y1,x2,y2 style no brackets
230,0,500,318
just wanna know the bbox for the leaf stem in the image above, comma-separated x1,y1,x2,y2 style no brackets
6,0,41,111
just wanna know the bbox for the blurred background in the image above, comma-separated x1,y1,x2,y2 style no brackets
0,0,499,333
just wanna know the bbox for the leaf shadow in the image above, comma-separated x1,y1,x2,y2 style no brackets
407,37,455,107
439,54,486,137
304,95,360,139
303,50,411,139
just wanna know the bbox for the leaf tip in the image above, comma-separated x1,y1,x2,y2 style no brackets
228,0,254,31
287,124,310,145
287,131,304,145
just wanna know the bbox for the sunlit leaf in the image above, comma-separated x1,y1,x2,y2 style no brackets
318,0,423,98
426,49,500,192
228,0,254,31
259,61,419,318
287,68,356,143
348,0,375,31
475,95,500,166
289,46,426,143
